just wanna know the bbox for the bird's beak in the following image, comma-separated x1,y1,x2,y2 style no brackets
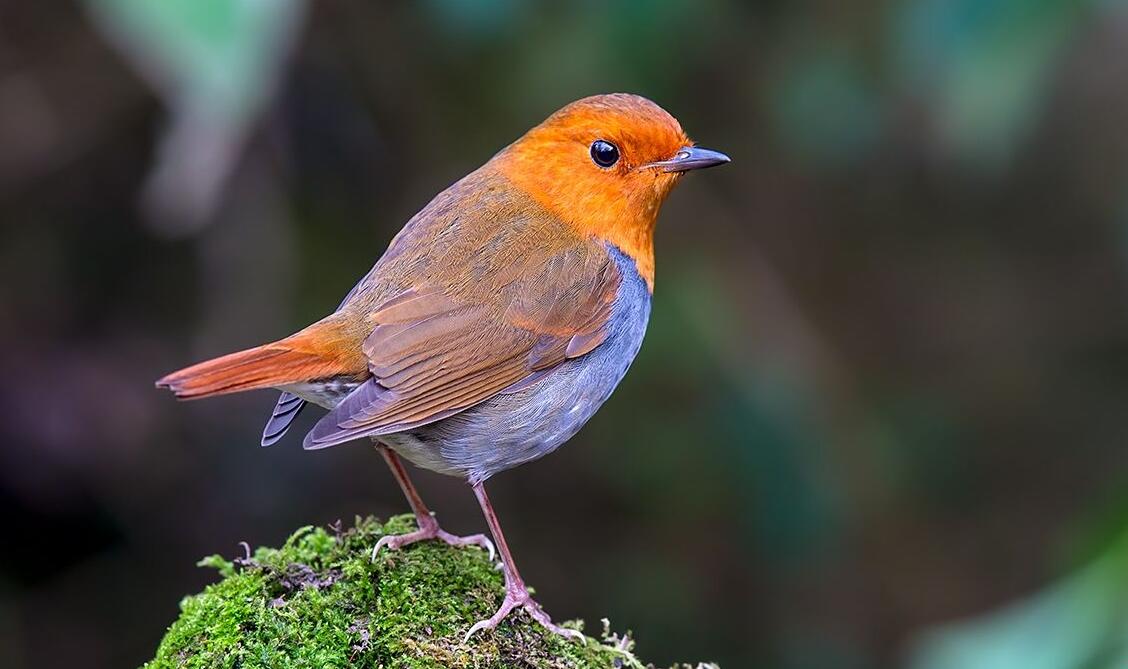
641,146,731,173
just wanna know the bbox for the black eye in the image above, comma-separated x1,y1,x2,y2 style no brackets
590,140,620,168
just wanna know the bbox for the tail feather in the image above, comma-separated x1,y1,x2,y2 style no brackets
156,322,365,400
261,392,307,446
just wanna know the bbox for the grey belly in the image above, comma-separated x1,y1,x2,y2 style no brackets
381,334,642,483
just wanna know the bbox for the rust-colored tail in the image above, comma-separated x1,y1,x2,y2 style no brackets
156,320,365,400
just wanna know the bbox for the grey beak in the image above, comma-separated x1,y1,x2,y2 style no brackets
642,146,731,173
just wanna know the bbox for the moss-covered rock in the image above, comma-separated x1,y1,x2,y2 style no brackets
143,515,717,668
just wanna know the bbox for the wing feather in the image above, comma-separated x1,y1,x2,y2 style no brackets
304,242,622,450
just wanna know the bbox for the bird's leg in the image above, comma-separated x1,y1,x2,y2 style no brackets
371,445,495,561
463,481,585,643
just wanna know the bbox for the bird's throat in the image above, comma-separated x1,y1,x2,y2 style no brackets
493,154,659,292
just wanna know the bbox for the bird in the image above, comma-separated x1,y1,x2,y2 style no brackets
157,93,729,641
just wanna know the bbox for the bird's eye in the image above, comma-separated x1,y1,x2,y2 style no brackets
590,140,620,168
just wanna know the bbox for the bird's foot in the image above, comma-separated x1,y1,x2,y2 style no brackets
464,584,586,644
371,514,495,561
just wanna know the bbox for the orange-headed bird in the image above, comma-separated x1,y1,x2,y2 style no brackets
157,93,729,640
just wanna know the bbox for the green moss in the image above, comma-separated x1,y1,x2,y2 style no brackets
143,515,717,669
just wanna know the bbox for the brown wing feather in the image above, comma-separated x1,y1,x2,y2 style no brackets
303,241,622,450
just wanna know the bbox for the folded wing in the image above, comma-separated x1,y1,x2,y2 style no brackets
303,244,620,449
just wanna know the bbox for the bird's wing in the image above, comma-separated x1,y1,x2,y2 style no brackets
302,243,621,449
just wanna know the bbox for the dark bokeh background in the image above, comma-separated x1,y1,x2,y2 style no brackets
3,1,1128,668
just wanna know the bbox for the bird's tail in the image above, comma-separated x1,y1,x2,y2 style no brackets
156,319,364,400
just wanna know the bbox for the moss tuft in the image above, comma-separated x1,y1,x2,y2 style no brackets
143,515,718,669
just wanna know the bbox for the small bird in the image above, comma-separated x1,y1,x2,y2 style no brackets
157,93,728,640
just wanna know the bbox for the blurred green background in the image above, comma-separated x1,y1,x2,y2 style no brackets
3,1,1128,667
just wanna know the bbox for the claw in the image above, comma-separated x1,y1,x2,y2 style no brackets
463,588,585,644
369,533,398,561
370,518,495,562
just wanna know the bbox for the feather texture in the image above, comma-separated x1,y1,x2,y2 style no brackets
261,392,305,446
156,93,709,479
156,317,367,400
304,252,620,448
259,281,364,446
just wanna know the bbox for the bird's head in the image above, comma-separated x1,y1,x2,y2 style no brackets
494,93,729,289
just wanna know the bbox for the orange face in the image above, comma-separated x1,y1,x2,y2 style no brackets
495,94,728,289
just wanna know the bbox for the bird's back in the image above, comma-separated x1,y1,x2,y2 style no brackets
269,165,602,413
338,165,594,324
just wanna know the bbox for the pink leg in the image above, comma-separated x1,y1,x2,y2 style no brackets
371,445,495,561
464,481,585,643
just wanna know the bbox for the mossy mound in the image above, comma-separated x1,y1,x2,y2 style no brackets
143,515,717,668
